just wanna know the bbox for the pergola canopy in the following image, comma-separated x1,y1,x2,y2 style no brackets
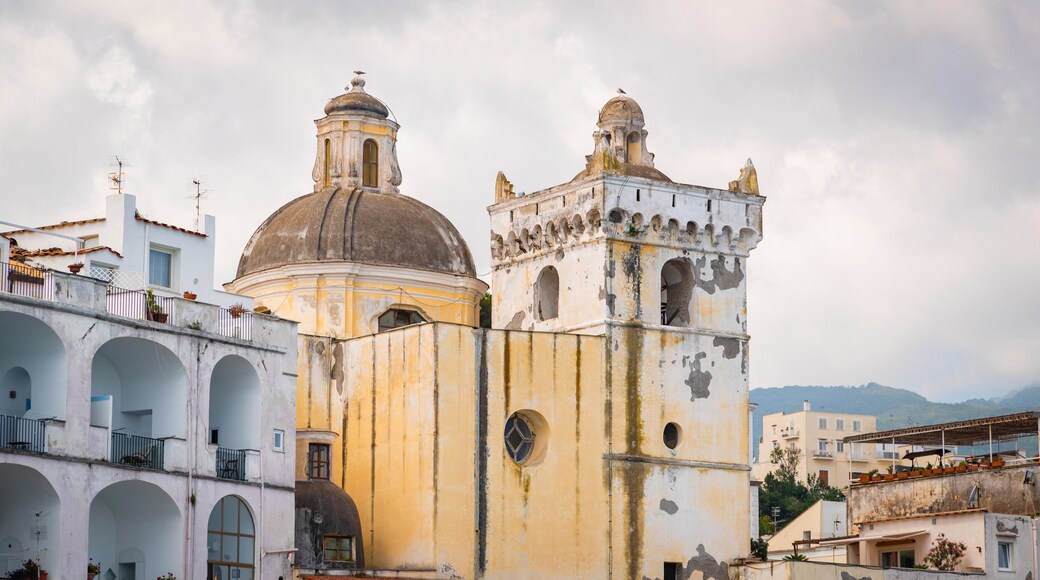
843,412,1040,446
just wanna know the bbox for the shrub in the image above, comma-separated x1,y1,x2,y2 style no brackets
923,533,967,571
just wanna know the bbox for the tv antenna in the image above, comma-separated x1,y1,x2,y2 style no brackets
109,156,129,194
188,178,210,231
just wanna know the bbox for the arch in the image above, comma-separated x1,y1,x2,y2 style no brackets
631,213,645,230
667,219,680,236
376,307,427,332
570,215,585,236
685,221,698,239
0,311,67,420
626,131,642,164
91,337,187,444
607,208,626,224
88,480,182,580
534,266,560,321
323,138,331,188
545,221,559,246
661,258,695,327
558,217,573,240
505,231,519,256
703,223,717,246
586,209,602,231
650,215,663,232
209,355,262,453
0,464,61,574
207,495,256,578
362,139,379,188
530,224,543,250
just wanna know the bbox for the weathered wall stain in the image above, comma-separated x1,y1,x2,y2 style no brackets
684,352,712,400
621,244,643,319
996,520,1019,534
711,336,739,359
659,499,678,515
694,255,744,295
839,573,872,580
332,342,345,395
683,545,729,580
504,311,525,330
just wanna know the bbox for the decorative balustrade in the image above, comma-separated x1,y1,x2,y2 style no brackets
0,260,52,301
111,432,165,470
87,266,146,290
0,414,47,453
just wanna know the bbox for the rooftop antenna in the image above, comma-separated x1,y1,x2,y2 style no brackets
187,178,210,231
109,156,129,194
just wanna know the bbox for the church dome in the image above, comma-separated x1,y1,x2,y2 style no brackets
598,93,644,125
295,480,365,569
324,73,390,118
237,187,477,278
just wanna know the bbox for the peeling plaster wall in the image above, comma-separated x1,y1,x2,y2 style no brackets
848,466,1040,531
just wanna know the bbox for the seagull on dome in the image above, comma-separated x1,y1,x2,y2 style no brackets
617,88,627,94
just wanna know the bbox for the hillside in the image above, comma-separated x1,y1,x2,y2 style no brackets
750,382,1040,460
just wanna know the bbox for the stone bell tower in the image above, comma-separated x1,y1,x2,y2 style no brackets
312,72,403,194
488,90,764,337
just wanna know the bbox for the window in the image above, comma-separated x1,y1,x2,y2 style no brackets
627,132,641,164
308,443,330,479
148,247,173,288
998,541,1013,571
771,425,777,435
836,441,845,453
772,441,779,450
377,308,426,332
663,562,681,580
818,417,828,430
82,234,99,249
881,549,915,568
534,266,560,321
207,496,255,578
853,420,862,432
362,139,378,187
835,419,845,431
817,439,828,452
323,138,331,188
504,413,536,464
663,423,681,450
324,535,355,562
273,429,285,452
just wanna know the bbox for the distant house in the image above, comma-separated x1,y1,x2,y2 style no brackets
767,500,849,562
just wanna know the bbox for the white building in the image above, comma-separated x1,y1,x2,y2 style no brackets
0,227,297,578
2,192,246,308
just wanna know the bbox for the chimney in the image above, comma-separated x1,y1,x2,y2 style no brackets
803,400,811,412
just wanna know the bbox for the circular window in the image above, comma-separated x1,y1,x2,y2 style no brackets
505,414,536,464
663,422,682,450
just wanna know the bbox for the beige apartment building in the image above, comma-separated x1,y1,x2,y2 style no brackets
753,400,899,490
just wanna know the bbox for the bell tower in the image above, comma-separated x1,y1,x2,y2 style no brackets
488,91,764,337
312,72,403,194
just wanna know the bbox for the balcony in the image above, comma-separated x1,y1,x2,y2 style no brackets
813,449,834,459
1,260,52,301
879,451,899,460
849,452,871,462
111,432,166,470
0,414,47,453
216,447,248,481
780,428,800,439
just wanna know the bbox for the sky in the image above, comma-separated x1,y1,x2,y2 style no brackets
1,1,1038,402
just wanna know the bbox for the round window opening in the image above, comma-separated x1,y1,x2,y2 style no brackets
505,413,536,464
663,422,681,450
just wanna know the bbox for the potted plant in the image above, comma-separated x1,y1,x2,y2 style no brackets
183,290,197,300
157,573,177,580
883,473,896,481
991,459,1005,468
68,262,84,274
16,558,46,580
956,461,968,472
88,559,101,579
859,474,871,483
145,289,168,323
897,471,909,479
944,466,956,474
228,303,247,319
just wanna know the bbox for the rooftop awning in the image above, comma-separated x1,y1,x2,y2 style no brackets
843,412,1040,446
819,530,928,546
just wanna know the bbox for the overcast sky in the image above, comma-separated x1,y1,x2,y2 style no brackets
1,1,1038,402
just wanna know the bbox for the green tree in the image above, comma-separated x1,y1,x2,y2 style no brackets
758,447,845,532
479,292,492,328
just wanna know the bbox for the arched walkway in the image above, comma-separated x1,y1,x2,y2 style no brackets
0,464,61,574
0,311,66,421
88,480,182,580
210,356,261,480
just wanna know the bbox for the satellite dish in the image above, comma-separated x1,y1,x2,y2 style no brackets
968,484,980,508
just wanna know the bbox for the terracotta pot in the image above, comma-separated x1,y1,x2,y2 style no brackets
68,263,84,274
897,472,909,479
944,467,956,474
991,460,1005,468
884,474,896,480
871,475,881,482
88,573,97,580
859,474,871,483
147,310,168,324
183,291,197,300
956,465,967,472
40,572,48,580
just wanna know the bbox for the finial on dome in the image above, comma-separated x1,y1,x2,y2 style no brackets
348,71,367,93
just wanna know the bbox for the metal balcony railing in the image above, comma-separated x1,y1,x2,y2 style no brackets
813,449,834,459
1,260,52,301
780,428,800,439
111,432,165,470
0,414,46,453
879,451,899,460
105,287,176,324
217,309,252,340
216,447,247,481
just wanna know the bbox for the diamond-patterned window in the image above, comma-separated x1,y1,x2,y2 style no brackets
504,413,535,464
